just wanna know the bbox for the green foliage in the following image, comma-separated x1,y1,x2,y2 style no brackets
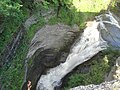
0,0,23,18
34,0,72,16
28,17,45,40
43,0,71,8
0,40,28,90
0,19,21,53
48,7,97,29
47,0,112,28
0,0,29,55
0,0,26,54
0,16,45,90
63,49,120,90
0,1,44,89
0,0,118,90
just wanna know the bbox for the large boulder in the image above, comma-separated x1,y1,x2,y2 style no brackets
22,24,80,90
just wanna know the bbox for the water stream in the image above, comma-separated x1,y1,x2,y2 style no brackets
36,12,120,90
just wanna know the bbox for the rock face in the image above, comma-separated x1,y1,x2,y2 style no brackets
22,24,80,90
70,80,120,90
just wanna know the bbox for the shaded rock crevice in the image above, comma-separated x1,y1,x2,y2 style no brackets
22,24,80,90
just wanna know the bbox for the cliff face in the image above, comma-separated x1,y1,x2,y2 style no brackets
22,24,80,90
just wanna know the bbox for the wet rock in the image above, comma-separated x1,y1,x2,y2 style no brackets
22,24,80,90
70,80,120,90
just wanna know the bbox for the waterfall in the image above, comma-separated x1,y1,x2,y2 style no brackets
36,12,120,90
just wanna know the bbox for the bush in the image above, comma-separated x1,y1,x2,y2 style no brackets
0,0,23,18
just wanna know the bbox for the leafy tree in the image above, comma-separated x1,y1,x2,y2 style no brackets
0,0,23,19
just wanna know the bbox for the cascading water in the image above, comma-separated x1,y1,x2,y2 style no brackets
36,12,120,90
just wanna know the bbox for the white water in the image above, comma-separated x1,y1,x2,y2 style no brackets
36,12,120,90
